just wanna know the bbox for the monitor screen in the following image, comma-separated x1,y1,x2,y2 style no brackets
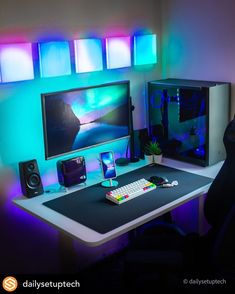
41,81,130,159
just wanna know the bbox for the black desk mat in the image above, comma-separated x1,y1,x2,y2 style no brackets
43,165,213,234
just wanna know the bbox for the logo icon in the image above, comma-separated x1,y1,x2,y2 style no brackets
2,276,18,292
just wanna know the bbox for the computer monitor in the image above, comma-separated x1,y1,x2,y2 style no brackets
41,81,130,159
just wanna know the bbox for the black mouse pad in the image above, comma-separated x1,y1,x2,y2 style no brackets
43,164,213,234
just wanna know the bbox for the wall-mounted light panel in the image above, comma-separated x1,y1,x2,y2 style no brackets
0,43,34,83
0,32,158,84
38,41,71,78
74,38,103,73
106,36,131,69
134,34,157,65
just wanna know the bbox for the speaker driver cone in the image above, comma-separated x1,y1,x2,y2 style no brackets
27,173,41,188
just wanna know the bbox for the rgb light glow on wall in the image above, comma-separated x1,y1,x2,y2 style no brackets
74,38,103,73
106,36,131,69
0,43,34,83
134,34,157,65
38,41,71,78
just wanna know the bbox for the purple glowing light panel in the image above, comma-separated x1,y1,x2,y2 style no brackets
106,36,131,69
0,43,34,83
74,38,103,73
38,41,71,78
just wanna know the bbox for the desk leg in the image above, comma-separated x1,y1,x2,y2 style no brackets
58,232,77,273
198,194,205,235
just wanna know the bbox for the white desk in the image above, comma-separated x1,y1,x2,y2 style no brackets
13,158,223,247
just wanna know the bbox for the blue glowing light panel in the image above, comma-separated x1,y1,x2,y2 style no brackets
74,38,103,73
134,34,157,65
106,37,131,69
39,41,71,78
0,43,34,83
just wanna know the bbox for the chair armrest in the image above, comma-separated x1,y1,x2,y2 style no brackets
125,249,183,270
129,224,186,251
142,221,186,237
213,203,235,269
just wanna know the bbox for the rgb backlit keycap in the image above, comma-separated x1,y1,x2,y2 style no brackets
106,178,156,205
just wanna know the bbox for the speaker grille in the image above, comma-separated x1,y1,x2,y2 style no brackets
19,159,44,197
27,173,41,188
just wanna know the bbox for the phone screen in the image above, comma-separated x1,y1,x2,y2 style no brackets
100,151,117,179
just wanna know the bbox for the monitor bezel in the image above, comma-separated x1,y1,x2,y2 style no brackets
41,80,131,160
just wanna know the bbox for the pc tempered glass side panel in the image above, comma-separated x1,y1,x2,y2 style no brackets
148,83,165,139
179,88,207,122
42,81,130,159
148,82,208,165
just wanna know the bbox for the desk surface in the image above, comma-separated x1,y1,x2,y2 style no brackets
13,158,223,246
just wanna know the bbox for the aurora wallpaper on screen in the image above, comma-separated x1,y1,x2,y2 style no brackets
42,81,130,159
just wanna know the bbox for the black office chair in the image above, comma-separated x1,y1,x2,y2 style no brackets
123,117,235,291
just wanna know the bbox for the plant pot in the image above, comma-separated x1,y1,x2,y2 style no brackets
145,155,154,164
153,154,162,164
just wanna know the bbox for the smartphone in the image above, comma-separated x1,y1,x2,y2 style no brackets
100,151,117,180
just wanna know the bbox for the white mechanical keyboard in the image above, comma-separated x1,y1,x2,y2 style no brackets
106,178,157,205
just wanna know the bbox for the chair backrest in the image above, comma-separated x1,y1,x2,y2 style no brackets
204,116,235,228
212,203,235,271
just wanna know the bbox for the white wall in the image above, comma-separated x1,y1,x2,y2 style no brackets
161,0,235,118
0,0,162,172
0,0,159,38
0,0,162,129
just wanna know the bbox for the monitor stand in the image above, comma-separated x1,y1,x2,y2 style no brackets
101,179,118,188
129,97,139,163
115,97,140,166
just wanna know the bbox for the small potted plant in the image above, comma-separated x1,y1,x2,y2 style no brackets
144,141,162,164
144,143,154,164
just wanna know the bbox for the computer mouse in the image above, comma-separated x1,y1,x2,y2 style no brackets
149,176,168,186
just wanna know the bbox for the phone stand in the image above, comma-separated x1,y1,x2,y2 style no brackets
101,179,118,188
